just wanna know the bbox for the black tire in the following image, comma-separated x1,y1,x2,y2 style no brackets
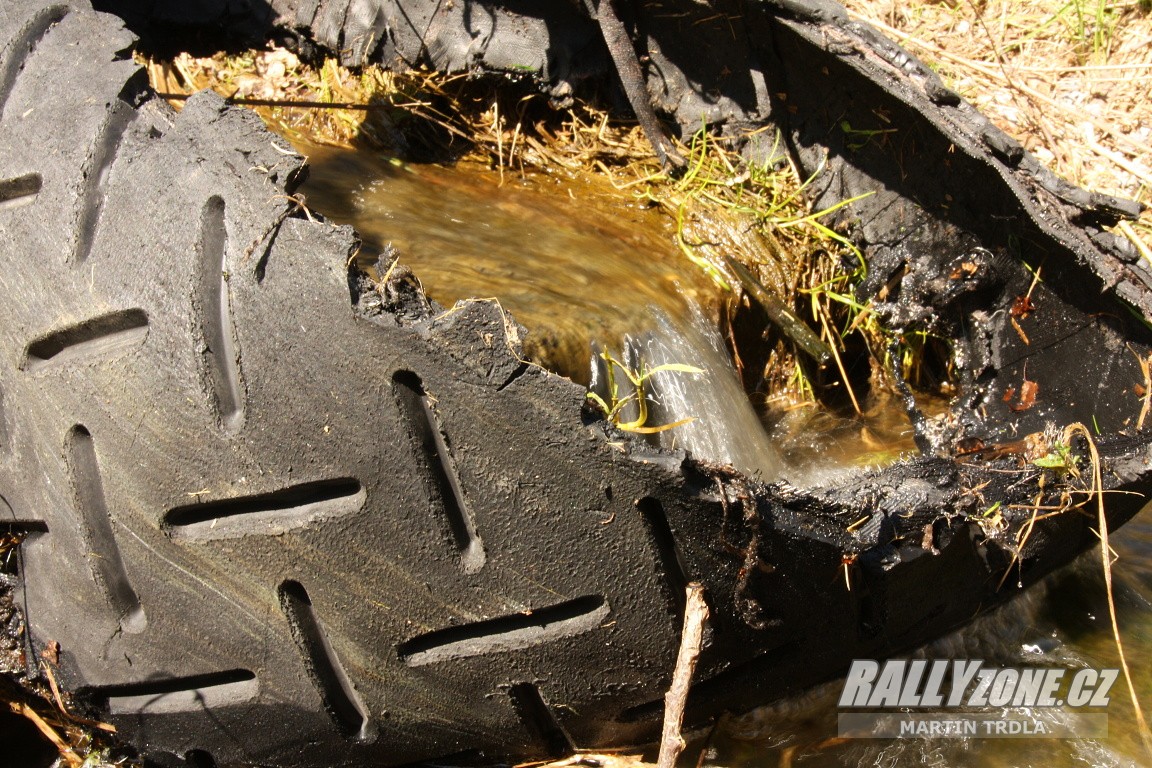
0,2,708,764
6,3,1152,768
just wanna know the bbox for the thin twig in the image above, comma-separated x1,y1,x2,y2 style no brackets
820,313,862,416
587,0,685,168
658,583,710,768
38,662,117,733
724,255,832,364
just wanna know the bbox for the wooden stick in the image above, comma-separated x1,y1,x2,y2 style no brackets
658,583,709,768
1073,424,1152,760
724,256,833,365
586,0,685,168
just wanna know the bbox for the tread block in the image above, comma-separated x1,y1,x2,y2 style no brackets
22,308,148,371
397,595,610,667
0,4,69,120
72,95,137,265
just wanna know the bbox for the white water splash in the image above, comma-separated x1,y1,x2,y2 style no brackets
592,306,784,482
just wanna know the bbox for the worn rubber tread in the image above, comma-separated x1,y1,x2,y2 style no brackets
0,3,691,764
6,3,1152,768
64,424,147,635
0,4,70,119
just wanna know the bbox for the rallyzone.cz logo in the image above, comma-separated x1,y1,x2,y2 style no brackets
837,659,1116,738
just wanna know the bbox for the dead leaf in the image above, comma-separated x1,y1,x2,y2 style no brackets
1010,378,1039,412
1010,294,1036,319
950,261,979,279
40,640,60,666
954,436,986,455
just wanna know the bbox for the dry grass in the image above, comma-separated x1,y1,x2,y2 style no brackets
146,50,662,169
147,51,476,152
4,534,119,766
842,0,1152,253
0,665,119,767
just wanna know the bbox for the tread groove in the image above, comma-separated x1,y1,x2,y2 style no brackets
0,520,48,534
164,478,366,540
279,580,378,744
637,498,690,616
84,669,257,714
508,683,576,758
0,173,41,211
184,750,219,768
198,195,245,432
23,308,148,371
0,5,69,120
72,98,136,265
398,595,610,666
392,370,485,573
66,426,146,634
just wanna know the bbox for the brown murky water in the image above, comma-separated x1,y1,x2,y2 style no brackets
295,142,719,384
294,143,1152,767
294,142,930,478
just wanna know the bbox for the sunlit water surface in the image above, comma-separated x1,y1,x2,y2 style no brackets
295,142,716,383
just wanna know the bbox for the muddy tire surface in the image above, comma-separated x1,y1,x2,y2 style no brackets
0,2,722,765
6,2,1152,768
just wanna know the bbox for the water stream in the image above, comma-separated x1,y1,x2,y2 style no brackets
295,142,718,385
614,307,784,481
293,142,1152,767
297,141,788,479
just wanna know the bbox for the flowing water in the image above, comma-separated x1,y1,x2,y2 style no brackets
295,142,718,385
294,143,1152,767
298,141,787,478
608,307,784,481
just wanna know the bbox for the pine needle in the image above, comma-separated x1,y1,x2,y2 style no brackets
1068,422,1152,759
